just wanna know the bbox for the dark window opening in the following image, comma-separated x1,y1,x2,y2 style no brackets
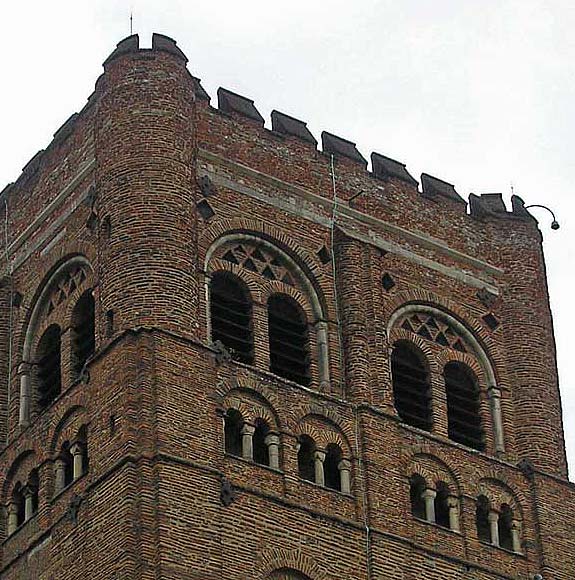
391,342,432,431
71,292,95,380
37,324,62,409
444,362,485,451
476,495,491,543
498,504,514,551
61,443,74,487
324,444,342,491
210,273,254,365
253,419,270,466
78,425,89,475
12,483,25,527
224,409,243,457
28,470,39,516
268,294,310,386
435,481,451,529
297,435,315,482
410,474,427,519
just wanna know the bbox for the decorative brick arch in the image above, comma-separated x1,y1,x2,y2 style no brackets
215,377,282,422
387,330,438,375
295,413,352,455
388,300,505,454
476,477,525,519
404,451,462,496
49,405,89,455
222,388,280,431
2,450,37,503
256,547,327,580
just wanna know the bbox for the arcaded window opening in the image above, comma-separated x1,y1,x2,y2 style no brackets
253,418,270,466
498,503,514,551
298,435,316,483
476,495,491,543
61,443,74,488
268,294,310,386
444,362,485,451
12,483,25,529
210,273,254,364
324,443,343,491
435,481,450,529
71,291,95,380
224,409,244,457
36,324,62,409
391,342,432,431
409,474,427,519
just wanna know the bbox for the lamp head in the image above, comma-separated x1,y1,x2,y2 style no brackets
551,220,560,230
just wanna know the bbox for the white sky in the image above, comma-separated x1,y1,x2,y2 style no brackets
1,1,574,478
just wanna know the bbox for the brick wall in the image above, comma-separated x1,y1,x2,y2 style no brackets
0,33,573,580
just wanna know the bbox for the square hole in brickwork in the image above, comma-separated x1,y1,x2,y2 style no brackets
381,273,395,291
317,246,331,264
197,200,215,220
482,313,500,331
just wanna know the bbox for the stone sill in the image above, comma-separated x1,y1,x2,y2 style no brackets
2,512,38,545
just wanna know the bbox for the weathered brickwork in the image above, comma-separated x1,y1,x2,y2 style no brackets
0,32,573,579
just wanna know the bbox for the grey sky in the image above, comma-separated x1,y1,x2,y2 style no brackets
2,0,574,477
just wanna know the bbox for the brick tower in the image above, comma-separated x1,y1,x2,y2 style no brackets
0,34,573,580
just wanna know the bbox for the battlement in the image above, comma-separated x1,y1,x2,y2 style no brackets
0,33,538,233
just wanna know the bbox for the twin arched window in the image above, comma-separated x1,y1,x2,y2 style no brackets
409,474,458,531
391,342,484,451
475,495,520,552
210,272,311,386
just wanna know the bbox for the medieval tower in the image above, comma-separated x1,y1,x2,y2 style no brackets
0,34,572,579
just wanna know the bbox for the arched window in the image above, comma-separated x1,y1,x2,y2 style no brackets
324,443,342,491
476,495,491,543
224,409,244,457
498,503,514,551
444,362,484,451
435,481,450,529
253,419,270,466
71,291,95,379
268,569,312,580
391,342,432,431
297,435,316,482
27,470,39,518
210,273,254,364
61,443,74,488
37,324,62,409
268,294,310,386
409,474,427,519
12,483,25,528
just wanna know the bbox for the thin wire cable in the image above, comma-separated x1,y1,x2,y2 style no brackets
328,154,345,395
4,198,13,444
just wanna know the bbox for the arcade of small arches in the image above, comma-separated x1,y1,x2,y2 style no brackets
4,422,89,537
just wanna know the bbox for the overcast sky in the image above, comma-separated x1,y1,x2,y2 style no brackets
1,1,573,478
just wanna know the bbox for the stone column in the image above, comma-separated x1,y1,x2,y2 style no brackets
315,321,330,389
447,496,460,532
314,450,326,486
7,501,19,535
70,442,84,480
488,510,500,546
23,487,35,521
422,489,436,523
55,458,67,493
511,519,522,553
338,459,351,494
489,386,505,454
241,424,255,461
265,433,280,470
18,362,31,428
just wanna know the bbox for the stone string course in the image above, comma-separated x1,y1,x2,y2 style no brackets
0,32,572,580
